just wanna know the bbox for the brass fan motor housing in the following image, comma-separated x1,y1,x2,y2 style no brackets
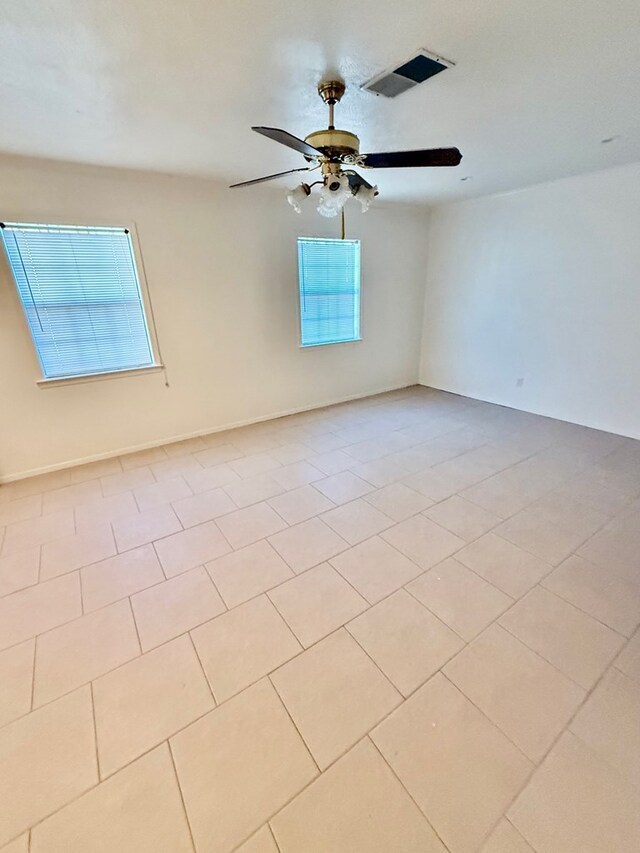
304,129,360,162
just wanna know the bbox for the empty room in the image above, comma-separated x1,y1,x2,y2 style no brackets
1,1,639,851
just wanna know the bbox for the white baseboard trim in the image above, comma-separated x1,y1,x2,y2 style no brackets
2,381,418,484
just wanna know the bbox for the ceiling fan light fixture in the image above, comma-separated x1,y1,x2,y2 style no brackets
316,173,351,217
286,183,311,213
355,183,379,212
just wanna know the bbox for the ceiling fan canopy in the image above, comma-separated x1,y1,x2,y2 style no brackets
230,78,462,216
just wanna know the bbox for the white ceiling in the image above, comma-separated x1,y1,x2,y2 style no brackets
1,0,639,203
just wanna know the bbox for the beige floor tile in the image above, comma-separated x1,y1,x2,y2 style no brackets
0,548,40,598
445,624,585,760
0,687,97,847
311,449,356,475
216,502,287,550
235,826,279,853
616,630,640,682
313,471,374,504
0,834,28,853
269,564,367,647
154,520,231,577
3,471,71,501
363,482,433,521
0,640,34,727
271,461,324,490
163,435,208,457
495,506,586,565
34,600,140,707
185,462,241,494
480,820,535,853
40,523,117,580
171,679,317,853
271,739,446,853
268,518,349,573
223,474,285,509
372,673,532,853
112,505,182,552
68,457,122,484
425,495,502,541
320,499,393,545
499,586,624,688
404,468,471,502
82,545,164,612
229,452,281,479
94,634,213,776
30,744,193,853
1,510,74,556
193,443,243,468
267,484,334,525
42,480,103,514
455,532,551,598
381,515,465,571
150,454,203,482
192,595,301,701
132,566,225,651
509,731,640,853
133,476,192,511
101,466,155,497
330,535,423,604
206,540,293,608
74,491,139,533
570,668,640,785
0,573,81,651
408,557,511,641
119,446,168,470
461,475,531,518
350,457,409,488
577,515,640,585
271,441,312,465
0,494,42,527
543,554,640,636
348,590,463,696
171,487,236,527
271,629,401,769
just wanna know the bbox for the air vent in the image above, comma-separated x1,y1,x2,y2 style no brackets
362,48,454,98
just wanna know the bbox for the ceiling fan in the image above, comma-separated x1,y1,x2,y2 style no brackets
230,80,462,217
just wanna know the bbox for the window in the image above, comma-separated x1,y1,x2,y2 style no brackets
1,222,156,380
297,237,361,347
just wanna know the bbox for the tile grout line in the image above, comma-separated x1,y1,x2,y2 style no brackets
367,734,454,853
167,740,198,853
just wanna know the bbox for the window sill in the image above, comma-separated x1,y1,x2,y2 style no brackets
36,364,165,389
299,338,362,349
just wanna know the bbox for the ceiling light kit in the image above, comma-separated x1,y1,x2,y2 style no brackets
230,77,462,221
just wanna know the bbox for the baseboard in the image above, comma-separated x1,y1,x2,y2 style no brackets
1,381,418,484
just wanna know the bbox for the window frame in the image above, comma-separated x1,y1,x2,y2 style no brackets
0,217,163,387
296,236,362,350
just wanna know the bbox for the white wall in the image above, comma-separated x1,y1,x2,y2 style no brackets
420,162,640,439
0,155,428,480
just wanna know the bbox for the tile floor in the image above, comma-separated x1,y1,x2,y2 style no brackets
1,385,639,852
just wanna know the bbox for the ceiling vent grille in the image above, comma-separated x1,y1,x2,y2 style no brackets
362,48,454,98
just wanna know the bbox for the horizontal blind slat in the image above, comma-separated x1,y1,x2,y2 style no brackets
1,222,154,379
297,237,360,347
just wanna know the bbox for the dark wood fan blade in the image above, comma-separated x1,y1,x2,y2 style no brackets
343,170,376,192
360,147,462,168
252,127,323,158
229,167,311,188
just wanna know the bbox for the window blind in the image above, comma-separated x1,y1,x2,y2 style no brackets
1,222,154,379
297,237,361,347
